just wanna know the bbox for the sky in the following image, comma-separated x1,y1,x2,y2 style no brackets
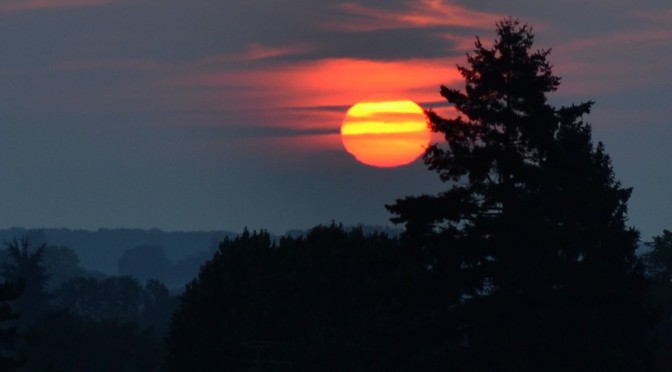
0,0,671,240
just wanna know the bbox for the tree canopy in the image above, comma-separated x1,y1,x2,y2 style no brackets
166,225,448,371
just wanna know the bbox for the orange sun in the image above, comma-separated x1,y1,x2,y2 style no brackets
340,96,430,168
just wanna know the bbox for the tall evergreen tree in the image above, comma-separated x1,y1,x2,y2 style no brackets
387,19,653,371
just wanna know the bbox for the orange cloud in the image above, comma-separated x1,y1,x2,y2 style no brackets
197,43,317,66
440,33,479,52
182,57,462,114
326,0,501,31
173,56,462,154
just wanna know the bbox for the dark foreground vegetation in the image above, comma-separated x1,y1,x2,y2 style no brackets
1,224,672,371
169,226,428,370
1,19,672,371
0,238,177,371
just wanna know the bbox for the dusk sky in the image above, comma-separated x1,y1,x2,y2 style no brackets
1,0,671,240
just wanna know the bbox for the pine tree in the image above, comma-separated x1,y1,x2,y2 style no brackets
387,19,653,371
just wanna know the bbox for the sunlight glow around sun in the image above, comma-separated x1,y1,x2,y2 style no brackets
340,96,430,168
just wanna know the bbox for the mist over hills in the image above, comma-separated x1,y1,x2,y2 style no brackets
0,228,235,276
0,225,402,290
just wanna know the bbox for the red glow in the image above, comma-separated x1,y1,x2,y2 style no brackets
175,57,461,157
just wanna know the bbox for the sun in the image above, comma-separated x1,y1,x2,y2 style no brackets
340,96,430,168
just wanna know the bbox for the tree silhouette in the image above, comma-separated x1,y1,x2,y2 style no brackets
643,230,672,368
0,282,22,371
40,245,87,290
53,275,144,323
25,310,163,372
2,237,51,329
141,278,177,337
166,225,442,371
387,19,653,370
645,230,672,281
25,275,171,371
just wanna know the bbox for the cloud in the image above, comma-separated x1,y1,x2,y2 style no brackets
633,8,672,22
233,43,317,62
182,57,461,109
552,26,672,96
559,28,672,52
326,0,501,32
0,0,122,12
56,58,165,72
439,32,479,52
168,55,463,152
195,43,318,68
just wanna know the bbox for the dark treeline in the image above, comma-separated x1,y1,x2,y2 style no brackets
2,18,672,371
0,225,669,371
168,225,430,371
0,227,400,290
0,226,407,371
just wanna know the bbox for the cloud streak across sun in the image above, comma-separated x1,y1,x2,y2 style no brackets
173,56,462,150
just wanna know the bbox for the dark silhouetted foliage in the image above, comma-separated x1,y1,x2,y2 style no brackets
167,225,448,371
0,239,176,371
41,245,100,290
1,237,51,329
24,310,163,372
387,19,653,371
643,230,672,370
645,230,672,282
22,273,175,371
52,275,178,335
0,281,22,371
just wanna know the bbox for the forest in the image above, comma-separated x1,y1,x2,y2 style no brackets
1,19,671,371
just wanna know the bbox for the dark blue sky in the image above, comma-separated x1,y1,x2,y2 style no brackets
0,0,670,240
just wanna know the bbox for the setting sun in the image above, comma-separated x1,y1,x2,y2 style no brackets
340,96,430,167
